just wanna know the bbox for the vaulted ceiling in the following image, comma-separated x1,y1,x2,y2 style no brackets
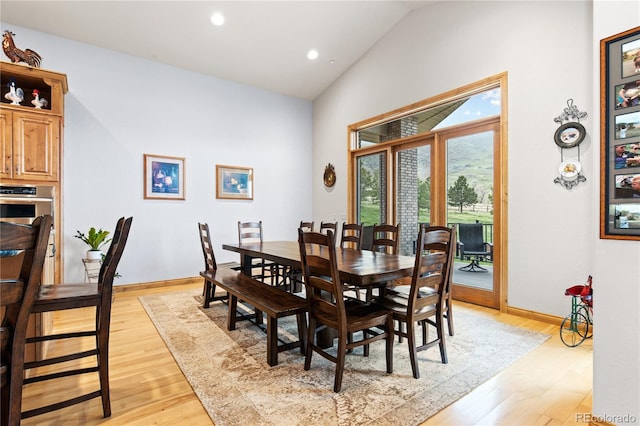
1,1,431,100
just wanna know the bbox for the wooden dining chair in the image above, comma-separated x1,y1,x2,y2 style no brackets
319,221,337,235
237,221,279,286
367,223,401,299
297,229,393,392
422,225,458,336
21,216,132,420
339,222,363,250
198,223,228,308
376,225,455,379
371,223,400,254
1,215,53,426
338,222,365,299
299,221,314,232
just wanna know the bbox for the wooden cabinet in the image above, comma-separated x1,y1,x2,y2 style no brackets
1,61,66,182
1,109,60,180
1,61,67,282
1,62,67,361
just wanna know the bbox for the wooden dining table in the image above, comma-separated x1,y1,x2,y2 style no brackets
222,240,416,288
223,240,415,349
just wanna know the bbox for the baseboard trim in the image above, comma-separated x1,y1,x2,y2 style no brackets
505,305,564,326
114,263,241,293
114,276,201,293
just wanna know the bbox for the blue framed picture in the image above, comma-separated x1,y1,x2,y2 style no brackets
216,164,253,200
144,154,185,200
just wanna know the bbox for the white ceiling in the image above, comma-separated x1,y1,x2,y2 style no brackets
0,1,431,100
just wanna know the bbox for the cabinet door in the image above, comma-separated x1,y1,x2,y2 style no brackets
12,111,59,181
0,111,11,179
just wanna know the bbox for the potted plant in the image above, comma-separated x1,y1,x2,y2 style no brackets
75,227,111,260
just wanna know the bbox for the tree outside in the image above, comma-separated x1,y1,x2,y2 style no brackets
448,175,478,213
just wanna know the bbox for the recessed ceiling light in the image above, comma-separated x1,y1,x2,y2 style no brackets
211,12,225,26
307,49,319,60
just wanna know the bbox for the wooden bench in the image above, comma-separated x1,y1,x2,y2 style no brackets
200,268,307,366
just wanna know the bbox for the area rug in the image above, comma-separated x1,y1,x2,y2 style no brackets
139,290,549,426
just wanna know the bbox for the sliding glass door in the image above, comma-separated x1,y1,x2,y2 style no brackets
444,124,499,308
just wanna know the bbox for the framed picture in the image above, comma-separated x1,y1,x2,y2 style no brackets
216,164,253,200
600,26,640,240
554,122,586,148
143,154,185,200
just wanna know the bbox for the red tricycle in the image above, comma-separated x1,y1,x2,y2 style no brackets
559,275,593,347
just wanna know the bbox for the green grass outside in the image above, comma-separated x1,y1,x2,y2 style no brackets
360,202,494,242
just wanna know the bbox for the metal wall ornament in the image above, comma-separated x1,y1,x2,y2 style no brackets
323,163,336,187
553,99,588,189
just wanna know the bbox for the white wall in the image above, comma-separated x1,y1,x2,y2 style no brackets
313,0,594,318
592,2,640,423
0,23,313,285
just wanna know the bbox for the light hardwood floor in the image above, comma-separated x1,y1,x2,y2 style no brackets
20,282,593,426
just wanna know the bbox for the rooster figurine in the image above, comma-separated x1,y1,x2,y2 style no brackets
4,78,24,105
31,89,48,109
2,30,42,68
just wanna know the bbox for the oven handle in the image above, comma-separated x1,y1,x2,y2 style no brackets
0,197,54,203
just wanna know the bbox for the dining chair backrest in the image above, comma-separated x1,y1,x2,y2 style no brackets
0,215,53,425
198,222,217,272
297,230,346,329
371,223,400,254
319,221,337,235
238,221,264,244
340,222,363,249
457,222,489,254
198,222,227,307
410,225,456,312
299,221,314,232
97,217,133,295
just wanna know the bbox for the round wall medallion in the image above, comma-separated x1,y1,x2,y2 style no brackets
323,163,336,187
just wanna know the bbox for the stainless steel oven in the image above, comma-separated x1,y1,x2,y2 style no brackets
0,184,54,224
0,184,55,284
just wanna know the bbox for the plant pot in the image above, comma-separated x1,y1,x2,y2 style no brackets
86,250,102,261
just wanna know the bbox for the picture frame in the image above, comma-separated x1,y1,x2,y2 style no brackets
216,164,253,200
143,154,185,200
600,26,640,240
554,122,586,148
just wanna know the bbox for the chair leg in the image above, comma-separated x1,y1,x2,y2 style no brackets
363,330,370,357
98,327,112,417
437,314,448,364
459,258,488,272
421,319,428,346
295,312,307,355
203,278,212,308
407,320,420,379
385,315,394,374
334,337,347,393
304,318,315,371
6,359,25,425
446,296,454,336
